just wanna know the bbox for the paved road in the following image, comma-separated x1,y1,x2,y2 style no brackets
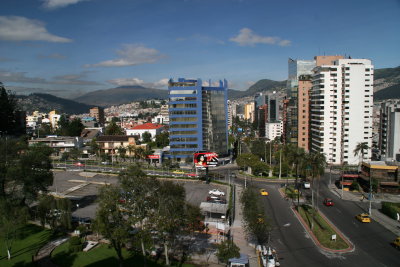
241,172,400,267
316,172,399,266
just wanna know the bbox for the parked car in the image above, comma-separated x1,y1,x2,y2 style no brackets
260,189,269,196
74,162,85,167
209,189,225,196
356,213,371,223
323,198,334,206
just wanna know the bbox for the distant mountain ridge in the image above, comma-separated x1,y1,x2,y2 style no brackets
17,93,94,114
14,66,400,114
73,86,169,107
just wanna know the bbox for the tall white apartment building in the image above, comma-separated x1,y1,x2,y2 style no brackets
266,121,283,141
310,58,374,165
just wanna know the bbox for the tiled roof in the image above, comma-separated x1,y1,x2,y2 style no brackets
130,123,164,130
97,135,135,142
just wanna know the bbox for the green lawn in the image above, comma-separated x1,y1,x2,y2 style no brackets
0,224,52,267
52,242,196,267
298,205,349,250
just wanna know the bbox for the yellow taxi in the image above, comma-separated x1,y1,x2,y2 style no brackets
172,170,185,174
260,189,269,196
356,213,371,223
393,237,400,249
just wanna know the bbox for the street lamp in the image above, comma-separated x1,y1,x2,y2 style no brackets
76,204,80,224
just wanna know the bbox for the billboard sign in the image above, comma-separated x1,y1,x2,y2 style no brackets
194,152,219,168
147,155,160,159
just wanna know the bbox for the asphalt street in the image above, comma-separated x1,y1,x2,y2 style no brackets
243,172,400,267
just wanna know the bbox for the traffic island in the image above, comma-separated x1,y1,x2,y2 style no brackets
293,205,354,253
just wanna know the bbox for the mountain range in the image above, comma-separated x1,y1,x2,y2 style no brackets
15,66,400,114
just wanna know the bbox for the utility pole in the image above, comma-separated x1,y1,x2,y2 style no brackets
279,146,282,180
369,174,372,216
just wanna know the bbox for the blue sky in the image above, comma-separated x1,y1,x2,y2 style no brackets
1,0,399,98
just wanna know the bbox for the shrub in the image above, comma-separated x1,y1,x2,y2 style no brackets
69,236,83,253
381,202,400,220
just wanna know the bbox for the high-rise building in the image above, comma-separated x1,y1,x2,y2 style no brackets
168,78,228,160
379,100,400,161
286,56,344,149
89,107,105,125
255,92,279,137
297,75,312,151
310,58,374,165
244,103,255,122
286,59,316,144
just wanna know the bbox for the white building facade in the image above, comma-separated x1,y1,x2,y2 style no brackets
265,121,283,140
310,58,374,165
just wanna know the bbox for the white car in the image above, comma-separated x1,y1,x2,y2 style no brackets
303,182,311,189
209,189,225,196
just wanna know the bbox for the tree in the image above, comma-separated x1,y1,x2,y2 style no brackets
68,118,85,136
37,195,72,231
305,151,326,229
105,121,124,135
0,200,29,260
119,165,156,265
216,240,240,264
354,142,369,166
94,185,130,267
117,146,127,162
236,153,259,171
0,83,24,136
142,132,152,143
5,142,54,205
126,144,135,162
154,180,186,265
155,132,169,148
89,138,100,157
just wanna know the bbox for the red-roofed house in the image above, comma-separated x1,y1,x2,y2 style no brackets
126,123,165,141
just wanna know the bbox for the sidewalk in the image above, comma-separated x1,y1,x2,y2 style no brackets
34,237,69,267
231,185,258,267
329,184,400,236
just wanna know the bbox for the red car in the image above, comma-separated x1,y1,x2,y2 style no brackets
323,198,334,206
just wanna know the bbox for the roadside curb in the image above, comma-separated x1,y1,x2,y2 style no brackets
278,188,354,253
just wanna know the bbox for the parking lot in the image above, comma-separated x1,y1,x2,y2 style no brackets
50,170,229,219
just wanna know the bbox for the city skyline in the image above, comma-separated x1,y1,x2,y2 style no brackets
1,0,399,98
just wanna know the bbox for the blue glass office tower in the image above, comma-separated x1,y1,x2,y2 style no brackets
168,78,228,160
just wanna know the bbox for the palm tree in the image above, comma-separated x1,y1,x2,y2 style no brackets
306,152,326,207
117,146,127,162
354,142,369,168
304,151,326,230
126,144,135,162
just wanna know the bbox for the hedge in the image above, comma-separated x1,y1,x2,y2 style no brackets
381,201,400,220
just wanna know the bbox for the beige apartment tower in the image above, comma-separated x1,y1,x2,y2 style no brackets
89,107,105,125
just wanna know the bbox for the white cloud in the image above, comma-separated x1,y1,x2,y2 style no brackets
41,0,89,10
0,16,72,43
85,44,164,68
230,28,291,47
153,78,169,88
107,78,145,86
107,77,169,88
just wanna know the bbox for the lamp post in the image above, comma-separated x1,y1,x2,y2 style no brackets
368,173,373,216
279,146,282,180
